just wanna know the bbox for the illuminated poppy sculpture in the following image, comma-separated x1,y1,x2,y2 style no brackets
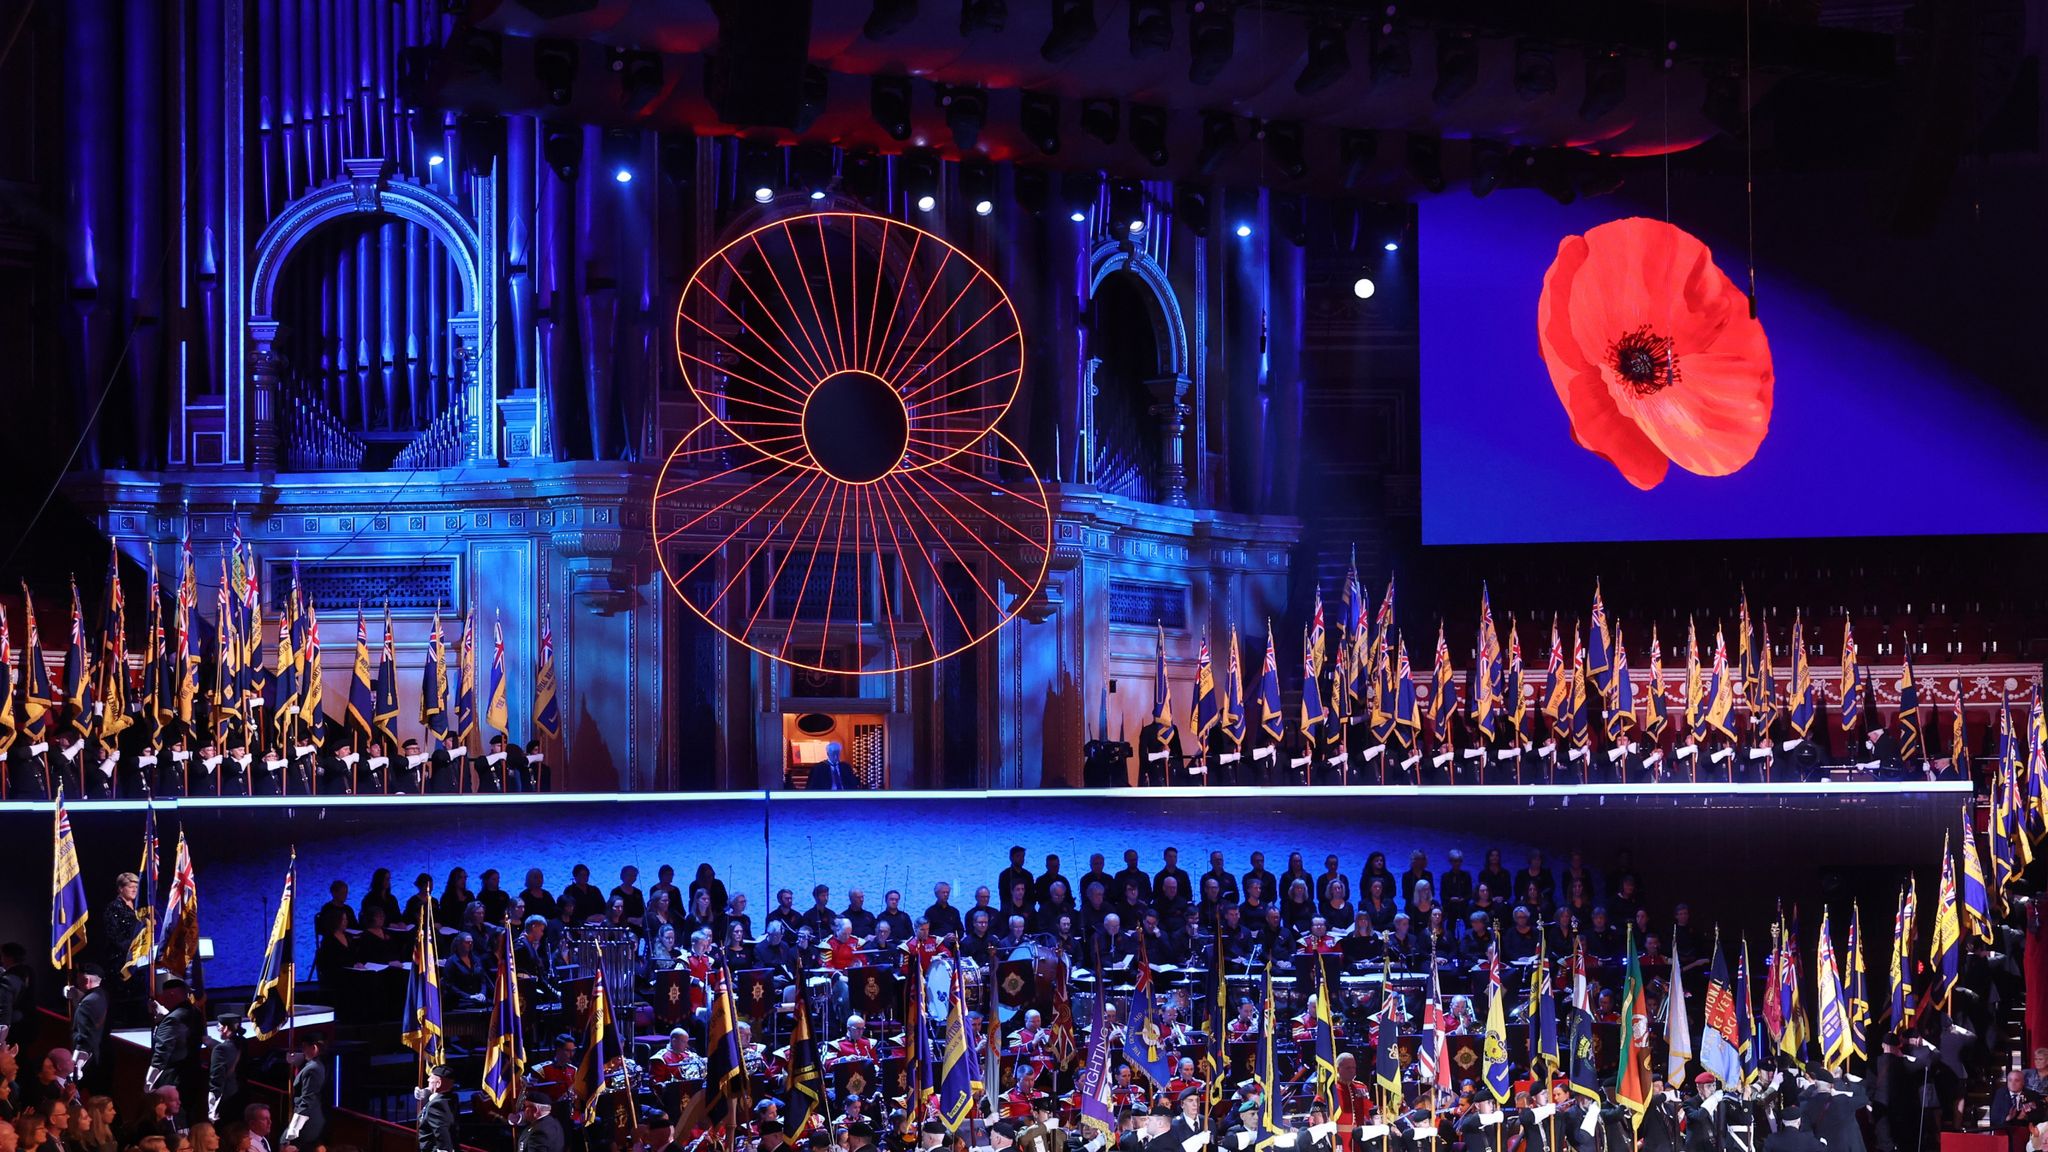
1536,217,1775,490
657,212,1051,675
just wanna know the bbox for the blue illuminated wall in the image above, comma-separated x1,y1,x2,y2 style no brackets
1419,188,2048,545
1,788,1952,988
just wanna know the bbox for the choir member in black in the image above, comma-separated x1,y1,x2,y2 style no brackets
444,932,488,1002
350,906,404,963
998,846,1034,907
1137,718,1183,788
961,909,997,966
6,729,51,800
313,881,358,982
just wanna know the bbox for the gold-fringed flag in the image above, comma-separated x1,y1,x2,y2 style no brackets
20,582,54,741
1898,648,1925,763
374,604,400,750
0,605,15,757
1787,611,1816,737
480,917,525,1108
533,602,560,741
1473,585,1500,741
1256,622,1284,743
1646,624,1668,739
346,608,377,742
1839,619,1863,732
61,577,93,738
94,543,131,748
1815,907,1849,1073
247,849,297,1039
486,609,509,735
50,787,90,967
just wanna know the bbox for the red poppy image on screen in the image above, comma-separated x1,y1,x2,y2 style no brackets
1536,216,1775,490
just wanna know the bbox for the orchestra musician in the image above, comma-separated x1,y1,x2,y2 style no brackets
649,1028,705,1084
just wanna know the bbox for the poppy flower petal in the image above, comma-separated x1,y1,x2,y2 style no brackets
1606,349,1774,478
1566,367,1672,490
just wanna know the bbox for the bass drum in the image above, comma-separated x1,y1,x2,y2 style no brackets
927,954,955,1022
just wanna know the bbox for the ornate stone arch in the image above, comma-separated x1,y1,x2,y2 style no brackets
1085,239,1191,506
1087,239,1190,379
244,159,499,465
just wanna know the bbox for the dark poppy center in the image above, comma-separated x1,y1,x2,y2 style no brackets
1607,325,1680,395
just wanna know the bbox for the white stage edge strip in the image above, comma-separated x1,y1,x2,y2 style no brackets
0,778,1972,813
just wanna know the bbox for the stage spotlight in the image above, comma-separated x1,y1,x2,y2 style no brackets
1061,169,1102,221
1383,241,1400,252
902,148,941,213
1109,178,1144,234
1514,39,1557,97
792,142,836,199
428,153,445,167
1042,0,1099,63
611,48,663,112
1080,97,1119,146
534,38,578,107
939,84,988,152
960,157,995,216
542,124,580,181
1235,222,1251,238
1130,104,1170,166
961,0,1007,33
1339,129,1377,189
1370,13,1410,83
1195,112,1237,176
1433,29,1478,106
599,128,637,183
1129,0,1171,58
865,0,917,40
1581,49,1627,121
1405,134,1443,193
870,74,914,142
452,30,502,83
1295,20,1350,96
737,140,779,203
1187,1,1234,85
1020,91,1061,155
1259,120,1306,180
1353,276,1375,300
1174,182,1210,237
